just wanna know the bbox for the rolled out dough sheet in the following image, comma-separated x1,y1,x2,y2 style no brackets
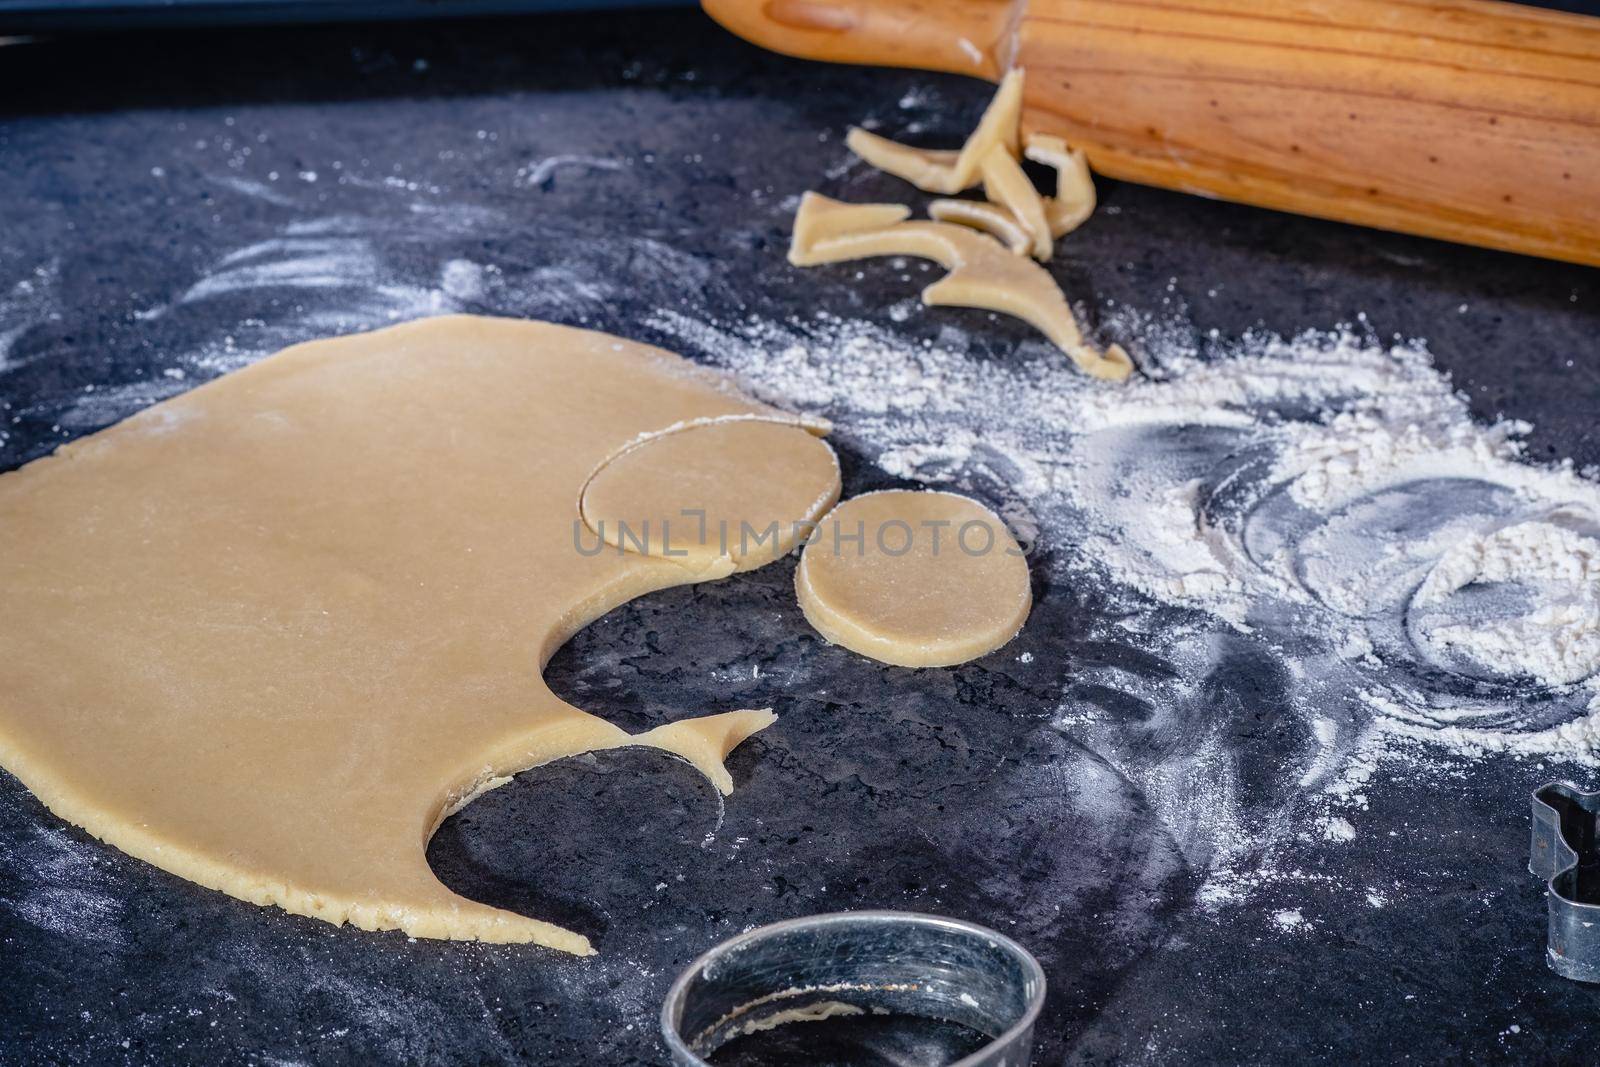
0,315,842,955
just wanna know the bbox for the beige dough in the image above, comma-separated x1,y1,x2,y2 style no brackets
927,138,1094,257
800,68,1124,379
795,490,1032,668
979,146,1053,261
1025,134,1098,238
0,315,842,955
792,198,910,253
580,418,842,571
833,73,1100,249
844,70,1024,195
927,198,1032,256
789,192,1133,381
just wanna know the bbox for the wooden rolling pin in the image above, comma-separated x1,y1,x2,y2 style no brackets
703,0,1600,266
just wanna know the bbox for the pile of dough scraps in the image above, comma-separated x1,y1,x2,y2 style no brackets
789,70,1132,382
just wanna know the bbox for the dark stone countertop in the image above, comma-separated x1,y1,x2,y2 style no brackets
1,8,1599,1065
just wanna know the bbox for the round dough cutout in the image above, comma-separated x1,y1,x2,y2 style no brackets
796,489,1031,667
581,419,841,572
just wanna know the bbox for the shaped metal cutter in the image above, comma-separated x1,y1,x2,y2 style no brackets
1530,781,1600,982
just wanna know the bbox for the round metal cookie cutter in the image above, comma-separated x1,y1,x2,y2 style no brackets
660,910,1046,1067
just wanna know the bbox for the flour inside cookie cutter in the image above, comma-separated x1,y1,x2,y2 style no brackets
1529,781,1600,982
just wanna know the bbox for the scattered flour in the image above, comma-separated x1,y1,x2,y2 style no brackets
649,308,1600,745
516,155,623,188
1413,521,1600,687
1272,908,1308,931
1318,816,1357,843
0,260,61,375
3,823,128,948
645,306,1600,917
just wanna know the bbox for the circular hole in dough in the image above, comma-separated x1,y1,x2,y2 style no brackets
795,489,1032,667
580,419,841,572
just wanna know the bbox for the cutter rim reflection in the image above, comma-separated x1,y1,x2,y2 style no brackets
659,909,1047,1067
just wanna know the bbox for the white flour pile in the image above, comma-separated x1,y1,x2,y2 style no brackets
648,305,1600,888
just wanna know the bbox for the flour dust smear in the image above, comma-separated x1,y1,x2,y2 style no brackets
649,306,1600,902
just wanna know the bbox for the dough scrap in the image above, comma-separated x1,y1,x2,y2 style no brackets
0,315,843,954
789,192,1133,381
801,71,1123,378
795,490,1032,668
791,199,911,254
1025,134,1097,238
844,69,1024,195
927,198,1032,256
979,145,1053,260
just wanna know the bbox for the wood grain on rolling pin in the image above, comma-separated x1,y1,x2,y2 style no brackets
706,0,1600,265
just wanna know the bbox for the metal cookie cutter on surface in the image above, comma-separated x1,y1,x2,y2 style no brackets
1529,781,1600,982
660,910,1045,1066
